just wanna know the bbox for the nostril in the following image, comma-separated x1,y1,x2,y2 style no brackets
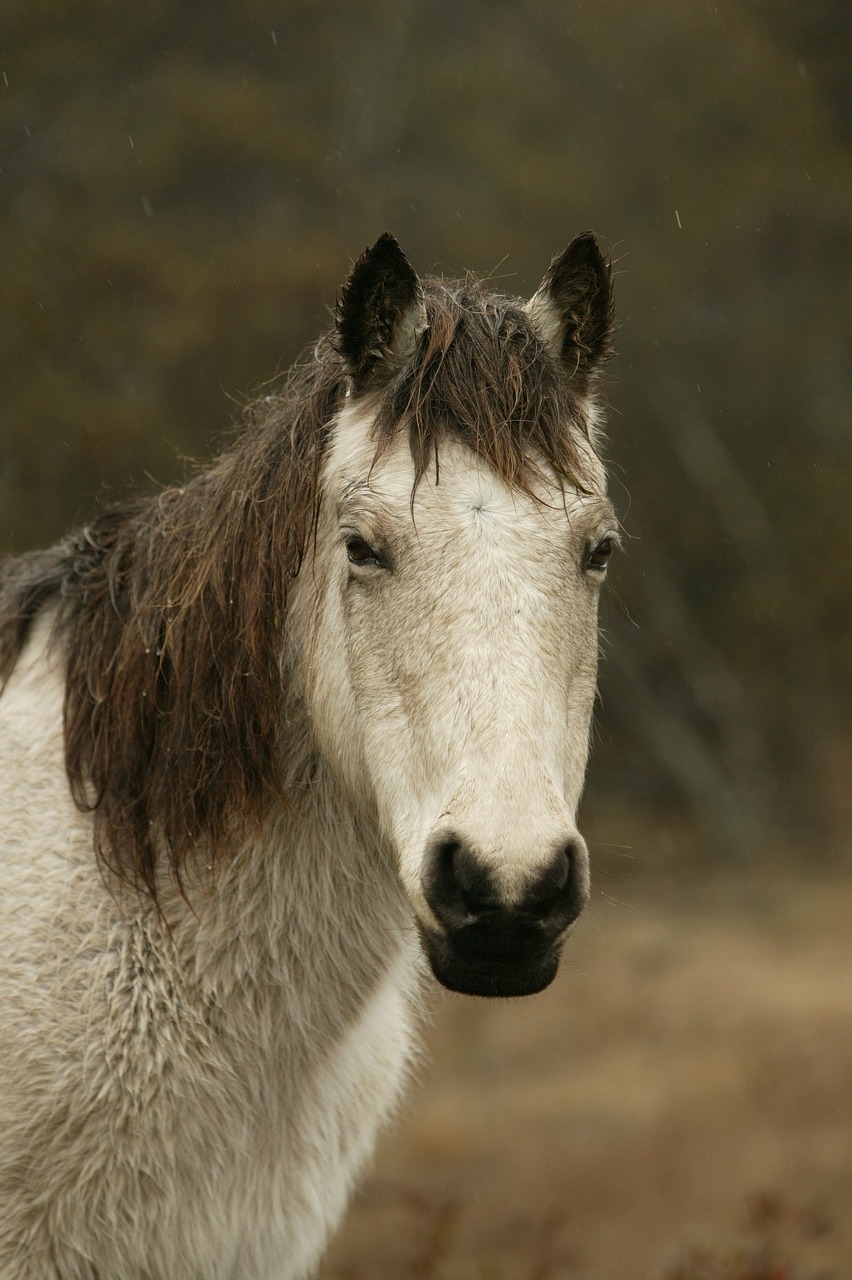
522,840,585,926
453,843,497,912
525,845,570,910
423,832,498,928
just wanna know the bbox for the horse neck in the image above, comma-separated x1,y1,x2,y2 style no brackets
159,757,414,1042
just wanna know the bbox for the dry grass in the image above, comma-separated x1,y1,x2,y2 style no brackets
321,851,852,1279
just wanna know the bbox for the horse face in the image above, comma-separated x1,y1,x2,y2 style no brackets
304,402,616,997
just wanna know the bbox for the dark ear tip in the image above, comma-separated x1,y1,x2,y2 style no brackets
564,231,610,271
543,233,612,299
374,231,401,250
357,232,407,267
341,234,417,296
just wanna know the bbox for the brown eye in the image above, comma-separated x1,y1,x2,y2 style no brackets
586,536,615,572
346,536,382,567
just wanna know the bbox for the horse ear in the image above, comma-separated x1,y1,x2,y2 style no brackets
526,232,615,393
335,233,428,390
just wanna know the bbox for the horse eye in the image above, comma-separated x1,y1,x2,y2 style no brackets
346,536,382,567
586,536,615,572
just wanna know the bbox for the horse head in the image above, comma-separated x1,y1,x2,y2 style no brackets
298,234,617,997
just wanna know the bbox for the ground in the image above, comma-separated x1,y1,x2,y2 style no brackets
321,842,852,1279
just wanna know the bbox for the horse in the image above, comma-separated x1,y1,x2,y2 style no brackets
0,232,617,1279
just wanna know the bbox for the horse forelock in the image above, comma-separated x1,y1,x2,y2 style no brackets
371,278,600,498
0,274,604,902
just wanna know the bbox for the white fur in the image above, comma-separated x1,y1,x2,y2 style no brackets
304,402,613,914
525,289,566,363
0,403,614,1278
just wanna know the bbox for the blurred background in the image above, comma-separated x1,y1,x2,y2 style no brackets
2,2,850,1276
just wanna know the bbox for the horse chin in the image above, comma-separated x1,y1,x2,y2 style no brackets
420,931,562,999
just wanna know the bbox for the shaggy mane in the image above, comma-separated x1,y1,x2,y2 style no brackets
0,277,599,898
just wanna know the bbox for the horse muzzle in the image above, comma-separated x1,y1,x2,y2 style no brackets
418,829,589,997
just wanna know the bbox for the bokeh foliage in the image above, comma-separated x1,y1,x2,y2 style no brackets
1,0,849,858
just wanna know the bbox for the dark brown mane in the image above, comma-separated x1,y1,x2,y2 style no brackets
0,274,599,899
